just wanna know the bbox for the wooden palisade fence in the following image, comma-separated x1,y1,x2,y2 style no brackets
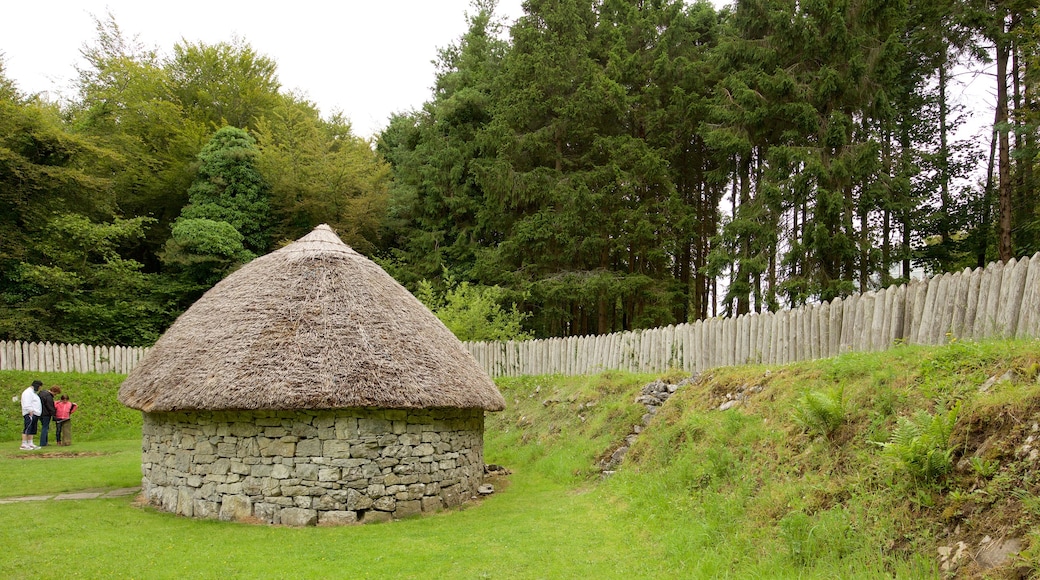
467,252,1040,377
0,341,149,375
1,254,1039,377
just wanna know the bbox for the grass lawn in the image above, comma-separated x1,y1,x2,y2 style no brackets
0,451,665,579
4,341,1040,577
0,439,142,497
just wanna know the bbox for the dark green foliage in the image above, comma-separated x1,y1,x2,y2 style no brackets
880,402,960,488
179,126,271,253
792,386,847,439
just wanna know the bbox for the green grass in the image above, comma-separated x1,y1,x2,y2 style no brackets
0,464,666,579
0,439,142,497
2,340,1039,577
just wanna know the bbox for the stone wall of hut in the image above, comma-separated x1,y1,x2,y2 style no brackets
139,407,485,526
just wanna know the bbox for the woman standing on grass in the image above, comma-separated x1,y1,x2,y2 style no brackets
54,394,77,446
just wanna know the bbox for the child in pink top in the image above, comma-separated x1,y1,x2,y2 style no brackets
54,395,77,446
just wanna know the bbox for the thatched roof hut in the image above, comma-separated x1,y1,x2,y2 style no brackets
119,225,504,526
119,224,504,413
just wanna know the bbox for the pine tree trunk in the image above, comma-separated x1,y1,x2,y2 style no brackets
996,23,1013,263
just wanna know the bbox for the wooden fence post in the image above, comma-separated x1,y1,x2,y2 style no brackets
1017,253,1040,338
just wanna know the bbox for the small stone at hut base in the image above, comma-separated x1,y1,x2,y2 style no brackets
280,507,318,527
477,484,494,495
318,511,358,526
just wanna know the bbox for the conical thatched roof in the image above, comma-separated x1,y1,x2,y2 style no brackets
119,225,504,413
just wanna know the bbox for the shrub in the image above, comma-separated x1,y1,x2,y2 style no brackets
879,402,960,487
792,386,847,439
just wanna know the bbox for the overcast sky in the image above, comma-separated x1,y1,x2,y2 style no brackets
0,0,529,139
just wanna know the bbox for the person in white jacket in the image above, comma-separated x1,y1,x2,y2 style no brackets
20,380,42,450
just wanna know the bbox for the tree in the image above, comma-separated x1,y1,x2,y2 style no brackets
377,0,510,287
7,214,167,346
166,38,282,132
163,126,271,297
255,94,390,253
177,126,271,253
72,14,208,269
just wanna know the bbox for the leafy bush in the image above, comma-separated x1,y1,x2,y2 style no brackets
416,276,530,341
879,402,960,487
792,386,847,438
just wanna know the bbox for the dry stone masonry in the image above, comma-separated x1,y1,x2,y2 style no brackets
600,376,695,475
140,407,485,526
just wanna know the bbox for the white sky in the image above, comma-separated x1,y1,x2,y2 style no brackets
0,0,527,139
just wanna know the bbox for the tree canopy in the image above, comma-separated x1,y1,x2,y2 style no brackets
1,1,1037,345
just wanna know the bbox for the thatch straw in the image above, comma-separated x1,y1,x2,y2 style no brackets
119,225,505,412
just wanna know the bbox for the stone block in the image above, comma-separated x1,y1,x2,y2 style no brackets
253,502,280,524
177,488,194,517
229,421,258,438
315,494,342,511
218,495,252,522
280,507,317,527
319,511,358,526
251,464,273,478
291,423,318,438
161,487,178,512
313,413,335,431
373,496,396,512
413,443,435,457
295,464,319,481
324,440,352,459
421,496,443,513
318,468,340,482
394,500,422,519
217,442,237,456
442,486,462,507
346,488,373,511
211,458,231,475
194,499,219,519
399,433,421,446
358,417,391,435
366,483,385,498
271,464,292,479
350,443,380,460
296,438,321,457
258,438,296,458
335,417,358,438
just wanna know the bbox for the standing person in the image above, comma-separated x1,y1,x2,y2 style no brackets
54,395,77,446
20,380,42,450
38,385,57,447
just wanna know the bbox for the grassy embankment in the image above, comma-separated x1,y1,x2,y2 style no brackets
1,339,1039,578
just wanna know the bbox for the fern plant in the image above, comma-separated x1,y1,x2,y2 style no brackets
792,386,847,439
880,402,960,487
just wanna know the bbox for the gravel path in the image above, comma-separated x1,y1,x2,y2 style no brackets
0,487,139,504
